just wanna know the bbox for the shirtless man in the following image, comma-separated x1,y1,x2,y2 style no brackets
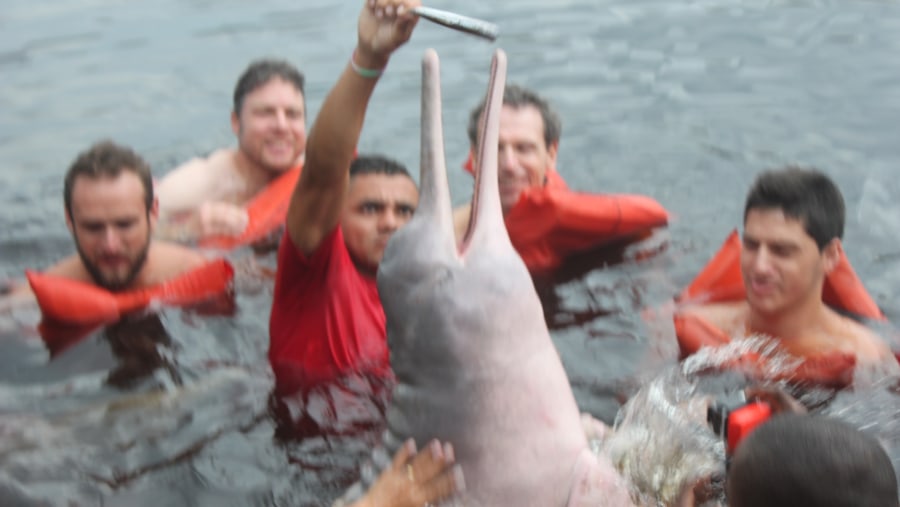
155,59,307,242
679,167,895,367
2,140,207,308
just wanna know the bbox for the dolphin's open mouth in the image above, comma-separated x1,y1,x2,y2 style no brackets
405,48,507,266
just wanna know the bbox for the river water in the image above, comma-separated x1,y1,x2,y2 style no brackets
2,0,899,505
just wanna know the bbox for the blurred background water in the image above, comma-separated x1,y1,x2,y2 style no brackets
1,0,899,505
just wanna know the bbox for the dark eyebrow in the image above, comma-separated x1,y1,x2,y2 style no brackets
769,240,800,251
79,219,105,229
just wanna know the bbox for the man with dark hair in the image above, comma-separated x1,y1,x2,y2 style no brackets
3,140,207,306
455,84,561,223
268,0,420,395
156,59,307,242
727,414,898,507
453,83,669,272
466,85,562,157
678,167,895,368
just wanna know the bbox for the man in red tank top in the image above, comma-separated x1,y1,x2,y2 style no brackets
268,0,420,395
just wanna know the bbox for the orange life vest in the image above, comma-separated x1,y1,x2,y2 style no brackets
26,258,234,327
463,154,669,271
200,164,302,250
674,230,886,388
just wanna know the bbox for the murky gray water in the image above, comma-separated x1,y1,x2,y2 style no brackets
2,0,900,505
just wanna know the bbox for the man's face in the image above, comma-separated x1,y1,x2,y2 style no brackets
472,104,558,214
66,172,154,291
341,173,418,273
232,77,307,174
741,208,837,317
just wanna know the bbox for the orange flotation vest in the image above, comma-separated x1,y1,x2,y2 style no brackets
463,154,669,271
26,258,234,327
674,229,886,388
200,164,302,250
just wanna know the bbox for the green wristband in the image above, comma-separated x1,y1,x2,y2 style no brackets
350,50,384,79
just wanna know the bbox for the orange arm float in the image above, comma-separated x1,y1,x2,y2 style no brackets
26,258,234,326
506,184,669,271
679,229,885,321
467,154,670,271
679,231,747,305
674,313,732,358
199,165,302,250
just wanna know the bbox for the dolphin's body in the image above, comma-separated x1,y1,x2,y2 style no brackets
376,49,635,506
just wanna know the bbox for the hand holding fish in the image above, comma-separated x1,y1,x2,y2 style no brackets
357,0,421,70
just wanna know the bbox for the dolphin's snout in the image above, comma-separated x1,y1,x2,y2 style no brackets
407,48,455,258
460,49,510,257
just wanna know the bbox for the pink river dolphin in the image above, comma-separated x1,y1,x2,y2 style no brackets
374,48,637,506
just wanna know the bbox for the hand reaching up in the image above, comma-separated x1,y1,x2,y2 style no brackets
356,0,421,70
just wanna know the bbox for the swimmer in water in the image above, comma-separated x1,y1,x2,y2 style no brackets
677,167,898,374
267,0,421,395
155,59,307,244
452,83,668,272
0,140,209,311
726,414,898,507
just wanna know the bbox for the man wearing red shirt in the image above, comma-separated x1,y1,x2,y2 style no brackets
269,0,420,395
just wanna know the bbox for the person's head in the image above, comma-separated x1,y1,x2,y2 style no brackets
740,167,845,317
727,414,898,507
63,140,157,291
341,155,418,273
467,84,561,213
231,59,307,175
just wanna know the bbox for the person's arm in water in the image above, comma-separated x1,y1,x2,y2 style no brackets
155,154,250,242
349,438,464,507
285,0,420,256
0,280,36,313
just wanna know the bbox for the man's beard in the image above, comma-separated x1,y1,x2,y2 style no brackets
76,235,150,292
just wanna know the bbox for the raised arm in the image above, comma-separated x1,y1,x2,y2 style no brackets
286,0,420,255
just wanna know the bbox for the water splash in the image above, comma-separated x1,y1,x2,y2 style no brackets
598,336,827,505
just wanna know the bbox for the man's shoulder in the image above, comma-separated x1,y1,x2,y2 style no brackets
169,149,236,175
157,150,237,189
156,149,240,210
148,241,208,278
43,255,91,283
679,300,747,330
832,311,894,363
278,226,346,277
